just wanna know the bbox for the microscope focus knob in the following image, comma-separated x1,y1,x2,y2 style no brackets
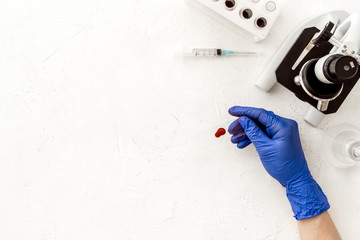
323,54,359,84
313,21,334,47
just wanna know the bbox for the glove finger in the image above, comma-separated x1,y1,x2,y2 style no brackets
229,106,279,133
237,139,252,149
228,118,245,135
239,116,269,145
231,132,248,143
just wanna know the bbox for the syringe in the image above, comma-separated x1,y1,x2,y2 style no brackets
183,48,257,57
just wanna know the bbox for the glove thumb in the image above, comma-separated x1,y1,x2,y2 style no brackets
239,116,269,145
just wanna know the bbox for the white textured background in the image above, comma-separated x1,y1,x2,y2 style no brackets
0,0,360,239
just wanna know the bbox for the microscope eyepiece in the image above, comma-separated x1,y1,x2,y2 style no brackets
324,55,359,83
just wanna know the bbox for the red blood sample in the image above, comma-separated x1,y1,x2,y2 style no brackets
215,128,226,138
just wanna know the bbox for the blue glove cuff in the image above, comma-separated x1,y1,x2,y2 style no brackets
286,177,330,220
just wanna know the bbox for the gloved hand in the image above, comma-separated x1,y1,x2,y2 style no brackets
228,106,329,220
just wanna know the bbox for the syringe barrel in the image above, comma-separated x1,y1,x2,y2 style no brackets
183,48,220,57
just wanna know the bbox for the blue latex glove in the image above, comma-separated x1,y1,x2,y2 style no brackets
228,106,330,220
